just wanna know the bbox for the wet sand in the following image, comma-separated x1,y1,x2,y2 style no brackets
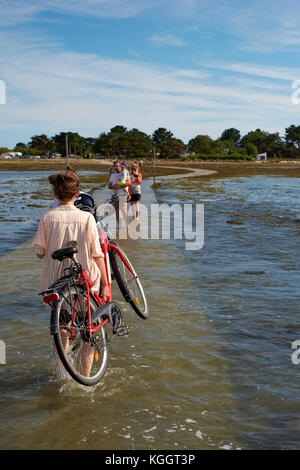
153,160,300,179
1,158,300,179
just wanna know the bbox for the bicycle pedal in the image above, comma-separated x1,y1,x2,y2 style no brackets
116,325,129,336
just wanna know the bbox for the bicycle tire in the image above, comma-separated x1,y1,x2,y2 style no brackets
50,284,108,386
109,246,149,319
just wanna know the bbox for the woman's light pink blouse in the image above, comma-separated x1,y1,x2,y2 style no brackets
32,205,104,292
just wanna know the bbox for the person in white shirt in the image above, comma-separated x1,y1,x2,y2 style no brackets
108,160,130,227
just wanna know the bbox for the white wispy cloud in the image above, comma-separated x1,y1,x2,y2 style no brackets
0,0,212,24
148,34,188,47
1,0,300,55
236,27,300,53
175,69,210,80
0,1,41,26
212,0,300,53
0,0,155,26
223,76,286,92
203,61,300,82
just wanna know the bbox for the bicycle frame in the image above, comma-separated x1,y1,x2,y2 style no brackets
96,214,136,280
74,271,111,336
72,222,114,336
77,228,136,336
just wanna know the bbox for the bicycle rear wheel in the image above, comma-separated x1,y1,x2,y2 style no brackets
109,246,149,319
50,284,108,386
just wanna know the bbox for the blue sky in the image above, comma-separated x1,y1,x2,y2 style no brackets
0,0,300,148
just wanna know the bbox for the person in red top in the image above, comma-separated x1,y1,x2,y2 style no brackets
130,162,142,220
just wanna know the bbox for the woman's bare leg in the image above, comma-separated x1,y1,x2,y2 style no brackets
78,343,95,377
51,327,70,375
131,201,137,219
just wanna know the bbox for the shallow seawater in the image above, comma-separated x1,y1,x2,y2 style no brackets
156,174,300,449
0,171,105,257
0,170,299,450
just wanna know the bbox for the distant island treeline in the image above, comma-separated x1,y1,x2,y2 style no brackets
1,124,300,161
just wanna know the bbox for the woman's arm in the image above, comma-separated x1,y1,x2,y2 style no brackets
32,213,47,259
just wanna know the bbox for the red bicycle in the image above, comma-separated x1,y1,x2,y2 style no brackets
40,209,148,386
97,210,148,321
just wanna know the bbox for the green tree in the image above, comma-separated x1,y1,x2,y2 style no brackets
123,128,153,158
245,142,258,156
108,125,128,156
215,139,242,155
152,128,186,158
188,135,216,154
0,147,11,154
82,138,97,158
94,127,154,158
94,132,112,157
220,128,241,145
73,134,86,157
52,132,85,157
169,138,187,157
241,129,283,158
94,126,128,157
14,143,28,154
29,134,55,156
285,125,300,153
52,132,68,156
14,142,27,150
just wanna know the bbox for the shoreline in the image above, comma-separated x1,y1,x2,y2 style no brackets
151,159,300,179
1,158,300,179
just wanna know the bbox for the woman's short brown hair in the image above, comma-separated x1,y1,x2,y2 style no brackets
48,165,80,202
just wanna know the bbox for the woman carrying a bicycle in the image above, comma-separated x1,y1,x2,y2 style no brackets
32,167,110,376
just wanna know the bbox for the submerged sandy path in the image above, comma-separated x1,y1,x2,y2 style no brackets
152,165,217,183
93,165,216,206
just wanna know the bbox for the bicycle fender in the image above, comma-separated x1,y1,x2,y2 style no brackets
92,301,125,333
50,306,59,336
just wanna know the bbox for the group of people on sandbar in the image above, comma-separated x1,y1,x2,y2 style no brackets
108,160,143,227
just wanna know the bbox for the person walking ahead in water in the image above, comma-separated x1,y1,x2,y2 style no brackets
108,160,130,227
130,162,142,219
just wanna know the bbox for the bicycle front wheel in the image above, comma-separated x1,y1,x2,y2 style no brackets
109,246,149,319
51,284,108,386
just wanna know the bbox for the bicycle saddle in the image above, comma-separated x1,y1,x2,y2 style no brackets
51,246,78,261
